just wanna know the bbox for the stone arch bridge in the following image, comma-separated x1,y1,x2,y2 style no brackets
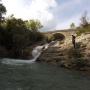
44,29,76,39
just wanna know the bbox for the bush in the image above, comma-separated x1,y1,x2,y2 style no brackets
32,32,45,42
76,25,90,36
44,34,52,43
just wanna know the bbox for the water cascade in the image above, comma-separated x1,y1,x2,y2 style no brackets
1,43,49,65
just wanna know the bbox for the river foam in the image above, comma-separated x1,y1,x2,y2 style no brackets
1,45,45,65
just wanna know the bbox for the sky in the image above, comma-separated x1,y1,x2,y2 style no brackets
2,0,90,32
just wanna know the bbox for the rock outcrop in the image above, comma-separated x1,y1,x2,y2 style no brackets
37,34,90,71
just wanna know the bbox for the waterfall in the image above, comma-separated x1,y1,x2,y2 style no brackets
1,44,49,65
1,41,57,65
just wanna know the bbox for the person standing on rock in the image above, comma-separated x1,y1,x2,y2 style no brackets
72,35,76,48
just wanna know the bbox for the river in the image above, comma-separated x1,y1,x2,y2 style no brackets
0,42,90,90
0,62,90,90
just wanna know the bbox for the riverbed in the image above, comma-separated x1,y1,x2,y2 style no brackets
0,62,90,90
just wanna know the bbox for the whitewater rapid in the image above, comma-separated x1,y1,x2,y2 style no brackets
1,43,49,65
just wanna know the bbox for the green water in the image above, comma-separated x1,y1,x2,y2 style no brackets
0,62,90,90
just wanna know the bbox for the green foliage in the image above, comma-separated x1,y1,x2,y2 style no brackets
76,25,90,36
0,1,45,59
25,19,43,31
70,23,75,29
0,4,6,14
46,35,53,43
0,2,6,23
0,15,45,58
75,11,90,36
6,17,26,31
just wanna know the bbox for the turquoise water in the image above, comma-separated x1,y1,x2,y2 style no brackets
0,62,90,90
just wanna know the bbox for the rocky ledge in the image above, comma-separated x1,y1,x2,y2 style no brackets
37,34,90,71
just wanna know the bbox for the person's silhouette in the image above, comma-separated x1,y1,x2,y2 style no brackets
72,35,76,48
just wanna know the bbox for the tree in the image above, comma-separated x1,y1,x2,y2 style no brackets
80,11,89,27
6,17,26,31
0,1,6,23
70,23,75,29
25,19,43,31
5,17,28,48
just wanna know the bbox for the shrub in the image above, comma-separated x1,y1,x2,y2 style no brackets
45,35,53,43
76,25,90,36
33,32,45,42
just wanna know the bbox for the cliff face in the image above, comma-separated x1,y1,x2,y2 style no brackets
37,33,90,71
